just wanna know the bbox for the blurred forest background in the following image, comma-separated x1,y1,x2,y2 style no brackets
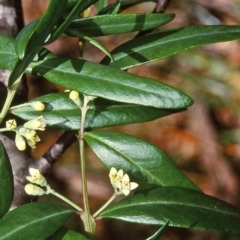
11,0,240,239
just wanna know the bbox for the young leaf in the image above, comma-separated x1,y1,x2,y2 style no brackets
11,93,184,130
0,141,13,218
67,13,174,37
100,187,240,234
0,202,75,240
28,58,193,109
110,0,121,14
68,31,115,62
47,227,89,240
84,130,199,191
101,25,240,69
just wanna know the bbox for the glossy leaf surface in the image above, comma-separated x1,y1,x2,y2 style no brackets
0,202,75,240
0,141,13,218
0,35,18,69
11,93,184,130
101,25,240,69
28,58,193,109
101,187,240,233
67,13,174,37
8,0,68,88
15,0,68,59
84,131,199,191
47,227,89,240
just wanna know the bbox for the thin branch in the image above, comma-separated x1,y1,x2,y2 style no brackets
155,0,172,13
34,131,77,172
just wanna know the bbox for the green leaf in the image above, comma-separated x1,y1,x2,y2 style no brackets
47,227,89,240
8,0,68,88
67,13,174,37
0,35,18,69
84,131,199,191
11,93,184,130
0,141,14,218
96,0,108,12
100,187,240,234
98,0,158,15
0,202,75,240
146,221,169,240
110,0,121,14
28,58,193,109
48,0,99,44
14,19,39,59
68,31,115,62
101,25,240,69
15,0,68,59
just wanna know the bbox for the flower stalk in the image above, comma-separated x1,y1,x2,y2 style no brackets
78,94,96,239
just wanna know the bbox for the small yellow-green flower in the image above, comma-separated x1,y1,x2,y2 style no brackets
109,167,123,188
6,119,17,130
26,168,47,187
15,132,26,151
19,127,36,139
24,183,45,196
17,127,41,149
109,167,138,196
23,116,46,131
118,174,139,196
30,101,45,111
26,134,40,149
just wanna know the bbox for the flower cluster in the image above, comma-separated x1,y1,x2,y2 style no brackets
109,167,138,196
24,168,47,196
5,116,46,151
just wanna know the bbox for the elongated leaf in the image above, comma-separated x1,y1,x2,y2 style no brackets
0,141,13,218
101,25,240,69
11,93,184,130
28,58,193,109
67,13,174,37
0,202,75,240
111,0,121,14
100,187,240,234
84,131,199,191
0,37,193,110
47,227,89,240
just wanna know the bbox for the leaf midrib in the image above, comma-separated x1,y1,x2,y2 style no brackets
1,209,73,239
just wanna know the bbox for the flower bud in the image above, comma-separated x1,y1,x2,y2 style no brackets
69,91,81,106
15,132,26,151
30,101,45,111
24,184,45,196
23,116,46,131
6,119,17,130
